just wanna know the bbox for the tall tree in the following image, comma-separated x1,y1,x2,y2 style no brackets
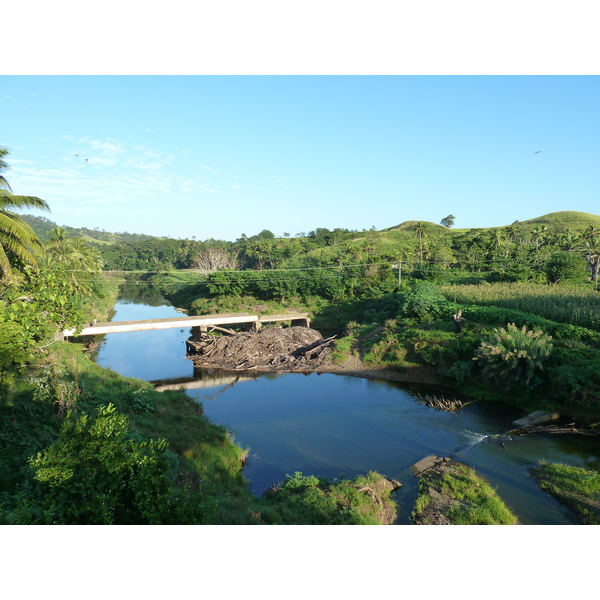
0,148,50,279
440,214,455,228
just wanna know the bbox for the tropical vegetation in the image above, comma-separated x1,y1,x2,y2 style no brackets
4,143,600,524
0,148,50,280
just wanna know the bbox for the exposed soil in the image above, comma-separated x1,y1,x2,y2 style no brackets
187,325,442,385
410,457,459,525
316,356,442,385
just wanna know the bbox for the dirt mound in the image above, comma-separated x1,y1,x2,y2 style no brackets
188,326,335,372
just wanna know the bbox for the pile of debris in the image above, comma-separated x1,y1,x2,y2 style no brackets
187,326,336,372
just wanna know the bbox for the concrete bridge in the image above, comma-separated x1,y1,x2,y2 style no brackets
60,311,311,340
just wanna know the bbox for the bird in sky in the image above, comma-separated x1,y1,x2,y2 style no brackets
534,151,541,154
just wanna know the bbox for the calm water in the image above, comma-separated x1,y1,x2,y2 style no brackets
94,285,600,524
94,285,195,381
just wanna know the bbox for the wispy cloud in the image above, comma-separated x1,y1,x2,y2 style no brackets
8,135,252,233
127,145,174,170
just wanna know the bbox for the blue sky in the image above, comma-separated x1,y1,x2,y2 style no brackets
2,75,598,241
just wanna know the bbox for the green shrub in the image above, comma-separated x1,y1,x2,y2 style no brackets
24,404,177,524
544,252,589,284
550,359,600,419
473,323,553,390
402,281,447,322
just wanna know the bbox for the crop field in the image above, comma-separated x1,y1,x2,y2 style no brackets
440,282,600,330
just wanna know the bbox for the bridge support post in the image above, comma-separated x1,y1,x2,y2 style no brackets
291,317,310,328
246,321,261,332
191,326,208,341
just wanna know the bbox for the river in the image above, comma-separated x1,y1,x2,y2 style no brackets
94,284,600,524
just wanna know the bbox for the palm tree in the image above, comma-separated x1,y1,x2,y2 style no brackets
415,222,428,266
531,225,549,250
582,237,600,287
0,148,50,279
557,229,580,251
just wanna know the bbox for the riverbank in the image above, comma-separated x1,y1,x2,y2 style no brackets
316,354,442,385
411,457,520,525
187,324,443,385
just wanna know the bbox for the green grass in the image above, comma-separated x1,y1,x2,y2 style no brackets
530,462,600,524
521,211,600,231
412,462,519,525
254,471,397,524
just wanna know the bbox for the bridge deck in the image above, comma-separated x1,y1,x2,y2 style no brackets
61,311,310,338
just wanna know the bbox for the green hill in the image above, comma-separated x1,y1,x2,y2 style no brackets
382,220,449,233
20,215,158,245
519,211,600,231
21,210,600,253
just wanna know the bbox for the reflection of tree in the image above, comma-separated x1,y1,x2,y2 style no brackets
118,282,171,306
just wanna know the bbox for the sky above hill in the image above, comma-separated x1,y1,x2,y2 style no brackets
2,74,598,241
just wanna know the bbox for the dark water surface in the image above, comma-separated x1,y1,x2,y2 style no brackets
94,285,600,524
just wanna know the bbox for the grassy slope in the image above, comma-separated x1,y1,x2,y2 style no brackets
521,211,600,230
530,462,600,524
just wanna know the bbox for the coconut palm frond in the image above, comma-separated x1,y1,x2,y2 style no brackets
0,244,11,279
0,212,43,249
0,148,13,192
0,189,50,212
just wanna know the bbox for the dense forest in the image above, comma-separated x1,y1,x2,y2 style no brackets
3,143,600,524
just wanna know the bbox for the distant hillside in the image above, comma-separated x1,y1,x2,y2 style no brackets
519,211,600,231
382,220,448,233
20,215,158,245
21,210,600,249
384,212,600,235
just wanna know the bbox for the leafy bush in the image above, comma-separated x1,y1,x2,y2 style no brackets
24,404,177,524
402,281,447,321
549,359,600,419
544,252,589,284
473,323,553,390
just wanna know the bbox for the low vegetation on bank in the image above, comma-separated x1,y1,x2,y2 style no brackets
412,460,519,525
529,463,600,524
255,471,399,525
0,341,398,525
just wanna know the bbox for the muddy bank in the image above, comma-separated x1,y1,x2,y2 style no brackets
187,325,442,385
316,356,442,385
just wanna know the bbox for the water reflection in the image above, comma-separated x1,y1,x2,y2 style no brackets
94,284,194,381
118,281,173,307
